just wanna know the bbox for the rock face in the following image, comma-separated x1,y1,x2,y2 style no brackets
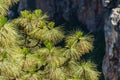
103,6,120,80
18,0,104,32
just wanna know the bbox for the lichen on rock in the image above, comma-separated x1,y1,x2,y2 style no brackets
103,6,120,80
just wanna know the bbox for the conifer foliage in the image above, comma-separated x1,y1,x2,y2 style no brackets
0,0,100,80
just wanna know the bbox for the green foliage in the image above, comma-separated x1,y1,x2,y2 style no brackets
14,10,64,44
0,22,19,48
22,48,30,55
73,61,100,80
0,1,100,79
65,31,94,59
0,17,7,29
0,0,18,16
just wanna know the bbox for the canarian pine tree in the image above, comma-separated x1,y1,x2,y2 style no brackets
0,0,100,80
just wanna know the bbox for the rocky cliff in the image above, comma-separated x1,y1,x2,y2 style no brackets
18,0,120,80
18,0,104,32
103,1,120,80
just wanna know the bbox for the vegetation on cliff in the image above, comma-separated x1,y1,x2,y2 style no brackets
0,0,100,80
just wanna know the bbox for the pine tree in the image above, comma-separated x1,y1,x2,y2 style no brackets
0,0,100,80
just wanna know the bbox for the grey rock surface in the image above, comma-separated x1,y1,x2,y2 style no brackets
18,0,104,32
